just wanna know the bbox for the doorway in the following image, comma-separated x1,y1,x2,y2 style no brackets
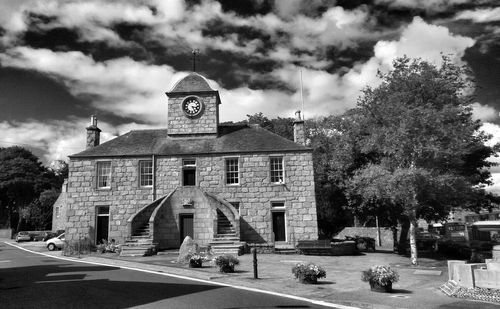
96,206,109,244
180,214,194,243
272,211,286,242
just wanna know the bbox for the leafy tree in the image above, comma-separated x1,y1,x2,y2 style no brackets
246,112,295,141
0,147,63,231
28,189,60,231
344,56,498,265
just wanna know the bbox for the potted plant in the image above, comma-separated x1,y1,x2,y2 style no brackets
361,265,399,292
213,255,239,273
189,253,203,268
292,262,326,284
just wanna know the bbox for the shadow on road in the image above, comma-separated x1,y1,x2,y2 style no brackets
0,262,222,308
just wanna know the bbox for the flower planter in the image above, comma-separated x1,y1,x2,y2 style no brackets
369,281,392,293
219,265,235,273
189,260,202,268
299,276,318,284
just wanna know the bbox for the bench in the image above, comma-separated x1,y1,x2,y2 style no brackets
296,239,357,256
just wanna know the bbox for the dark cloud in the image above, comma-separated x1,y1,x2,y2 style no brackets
202,18,275,52
0,67,88,121
216,0,274,17
198,48,289,91
324,41,376,74
336,0,374,10
464,42,500,124
0,67,139,126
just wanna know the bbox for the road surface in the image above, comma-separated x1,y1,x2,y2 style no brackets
0,242,336,309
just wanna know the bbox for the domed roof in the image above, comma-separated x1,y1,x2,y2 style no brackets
169,73,215,93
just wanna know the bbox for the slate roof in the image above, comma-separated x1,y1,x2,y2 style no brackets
70,124,310,158
169,73,214,93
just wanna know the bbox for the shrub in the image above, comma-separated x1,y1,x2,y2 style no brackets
213,255,239,273
96,239,121,254
63,238,94,256
292,262,326,283
189,254,204,268
361,265,399,286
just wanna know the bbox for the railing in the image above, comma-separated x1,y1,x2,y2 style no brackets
127,195,167,238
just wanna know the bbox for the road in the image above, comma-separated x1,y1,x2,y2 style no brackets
0,242,335,309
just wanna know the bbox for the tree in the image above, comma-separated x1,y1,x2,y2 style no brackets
28,189,60,230
246,112,295,141
0,147,63,231
345,56,498,265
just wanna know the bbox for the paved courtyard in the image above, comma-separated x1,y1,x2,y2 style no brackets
6,240,499,309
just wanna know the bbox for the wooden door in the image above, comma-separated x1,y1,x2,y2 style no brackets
272,212,286,242
180,214,194,242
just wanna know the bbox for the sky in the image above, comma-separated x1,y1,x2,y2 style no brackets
1,0,500,191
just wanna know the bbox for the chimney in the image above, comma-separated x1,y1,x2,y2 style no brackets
86,115,101,149
293,110,305,146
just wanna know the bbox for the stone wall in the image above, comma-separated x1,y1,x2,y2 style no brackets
66,151,318,246
0,229,12,238
336,227,396,250
51,192,67,232
167,94,218,135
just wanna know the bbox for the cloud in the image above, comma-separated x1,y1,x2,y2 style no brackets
0,118,93,163
0,47,178,124
266,17,476,119
0,3,484,167
471,122,500,194
375,0,470,11
373,17,475,67
471,102,499,122
455,7,500,23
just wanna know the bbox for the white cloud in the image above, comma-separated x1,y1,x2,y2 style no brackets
266,17,476,119
455,7,500,23
0,3,484,170
0,47,177,124
373,17,475,67
479,122,500,193
471,102,498,122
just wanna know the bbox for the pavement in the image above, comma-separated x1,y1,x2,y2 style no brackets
4,239,499,309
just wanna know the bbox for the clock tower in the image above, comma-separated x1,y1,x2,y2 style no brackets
165,73,221,137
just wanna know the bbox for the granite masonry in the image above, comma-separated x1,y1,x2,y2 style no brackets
63,72,318,250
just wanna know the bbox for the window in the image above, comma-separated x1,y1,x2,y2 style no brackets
97,161,111,189
225,158,239,185
270,157,284,183
271,201,285,208
55,206,60,218
183,159,196,186
139,160,153,187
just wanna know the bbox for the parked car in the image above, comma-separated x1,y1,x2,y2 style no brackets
42,232,58,241
15,231,31,242
46,233,65,251
31,231,50,241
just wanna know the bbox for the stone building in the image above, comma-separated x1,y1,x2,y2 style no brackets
51,179,68,232
64,73,318,253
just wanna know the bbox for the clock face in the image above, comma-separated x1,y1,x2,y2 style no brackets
182,97,203,117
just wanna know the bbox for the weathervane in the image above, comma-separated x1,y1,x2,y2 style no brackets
192,49,200,72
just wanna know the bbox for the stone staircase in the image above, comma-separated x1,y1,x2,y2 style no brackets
209,210,244,255
439,280,459,296
274,243,297,254
120,223,157,257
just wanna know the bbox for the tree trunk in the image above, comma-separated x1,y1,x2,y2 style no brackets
398,218,410,255
391,226,398,253
16,215,23,233
409,219,418,265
